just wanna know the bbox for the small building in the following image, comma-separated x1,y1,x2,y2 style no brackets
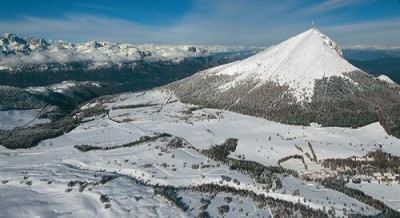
375,176,385,181
373,172,382,179
383,173,392,177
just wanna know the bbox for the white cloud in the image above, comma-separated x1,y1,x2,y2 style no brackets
322,18,400,46
294,0,378,16
0,15,169,44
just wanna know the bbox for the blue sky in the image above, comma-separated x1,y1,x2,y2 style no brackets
0,0,399,46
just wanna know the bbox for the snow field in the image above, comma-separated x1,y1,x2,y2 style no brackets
1,89,399,217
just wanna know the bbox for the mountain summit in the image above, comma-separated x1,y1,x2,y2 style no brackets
167,28,400,137
207,28,359,102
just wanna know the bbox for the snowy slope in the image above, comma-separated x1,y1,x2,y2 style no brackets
0,89,389,217
377,74,397,85
203,28,360,102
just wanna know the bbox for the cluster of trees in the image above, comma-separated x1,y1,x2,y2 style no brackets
217,205,230,215
190,183,328,217
0,86,46,110
99,194,111,209
74,133,172,152
198,197,212,218
322,149,400,174
0,117,79,149
198,138,298,187
154,185,189,212
201,138,238,162
220,175,232,183
74,144,102,152
64,174,120,193
295,144,303,152
228,159,298,185
76,105,109,119
98,174,119,185
166,137,186,149
111,103,158,110
67,180,92,192
277,154,305,166
308,142,318,162
99,194,110,203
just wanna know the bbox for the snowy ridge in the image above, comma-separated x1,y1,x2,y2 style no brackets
377,75,397,85
203,28,360,102
0,33,262,68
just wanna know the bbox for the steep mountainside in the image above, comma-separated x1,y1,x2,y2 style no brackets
168,28,400,137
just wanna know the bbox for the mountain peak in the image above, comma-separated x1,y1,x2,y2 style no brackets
304,27,344,57
1,33,26,44
201,28,359,102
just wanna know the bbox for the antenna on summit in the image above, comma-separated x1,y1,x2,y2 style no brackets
312,20,316,29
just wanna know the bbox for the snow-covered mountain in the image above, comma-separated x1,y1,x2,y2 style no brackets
208,28,359,102
171,28,359,102
168,28,400,137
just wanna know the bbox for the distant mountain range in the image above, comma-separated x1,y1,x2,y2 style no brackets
0,33,261,69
